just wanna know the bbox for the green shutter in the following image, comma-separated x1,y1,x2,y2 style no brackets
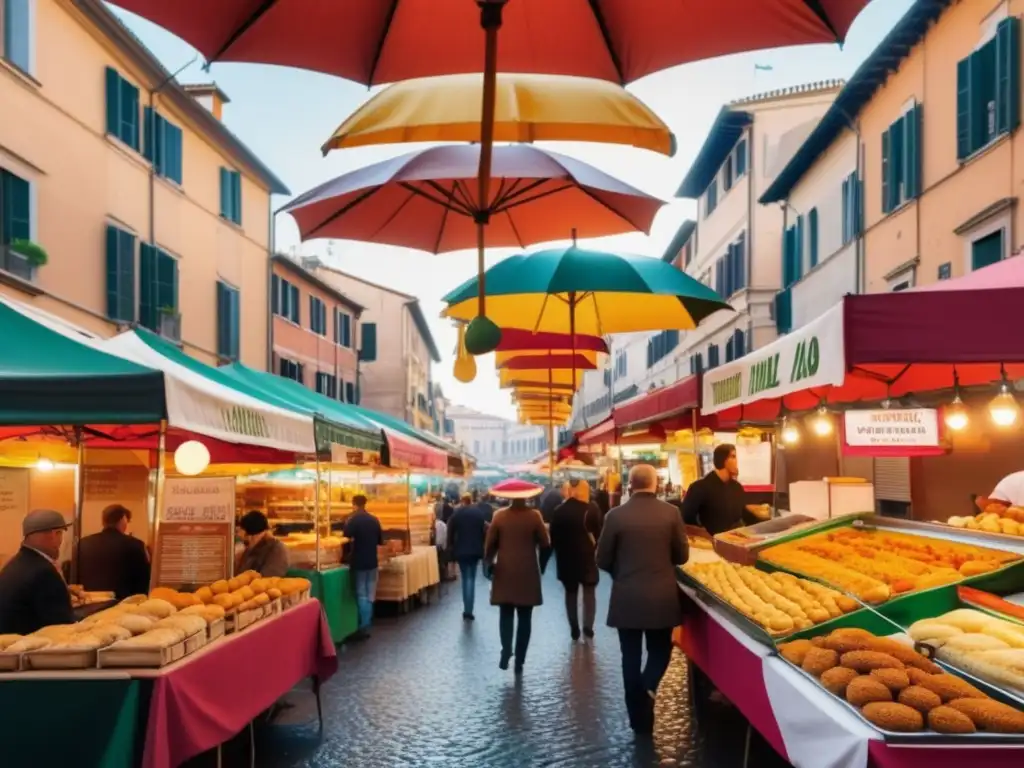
156,250,178,310
360,322,378,362
105,227,135,322
808,208,819,267
105,226,120,319
217,282,228,355
105,67,120,137
219,168,230,218
143,107,154,163
1,171,30,243
139,244,157,330
120,79,139,150
230,288,240,359
795,215,804,281
271,274,280,315
840,177,849,244
231,171,242,224
971,45,995,149
996,17,1021,135
956,57,971,159
881,128,891,213
166,123,183,184
904,105,922,200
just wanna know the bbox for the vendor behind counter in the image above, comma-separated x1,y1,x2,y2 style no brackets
680,444,769,535
0,509,75,635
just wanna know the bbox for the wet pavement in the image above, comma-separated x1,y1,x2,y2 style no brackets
209,571,793,768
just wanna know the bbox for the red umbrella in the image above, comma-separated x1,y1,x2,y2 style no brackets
282,143,662,254
496,329,608,354
498,353,597,371
110,1,870,86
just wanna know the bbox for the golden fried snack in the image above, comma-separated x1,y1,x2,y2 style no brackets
927,705,976,734
821,667,859,696
822,635,872,654
811,636,827,648
905,668,933,686
897,685,942,714
832,628,874,641
862,637,942,674
870,668,910,693
835,596,860,613
947,699,1024,733
846,676,893,707
802,647,840,677
779,639,814,666
861,702,925,732
840,651,904,673
916,673,988,703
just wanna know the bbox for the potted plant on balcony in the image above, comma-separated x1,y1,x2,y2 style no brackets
6,239,47,281
157,305,181,340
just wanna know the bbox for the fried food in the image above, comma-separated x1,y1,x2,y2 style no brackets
897,685,943,714
947,698,1024,733
820,667,859,696
927,705,976,734
840,651,904,673
870,668,910,693
861,702,925,732
779,639,815,666
802,647,840,677
846,676,893,706
915,673,988,703
906,668,934,686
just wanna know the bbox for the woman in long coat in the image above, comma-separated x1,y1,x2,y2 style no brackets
484,481,551,674
549,480,603,641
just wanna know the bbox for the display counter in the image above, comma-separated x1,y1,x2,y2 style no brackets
376,546,440,605
288,566,359,644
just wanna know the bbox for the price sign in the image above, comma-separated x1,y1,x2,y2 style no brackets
153,477,235,590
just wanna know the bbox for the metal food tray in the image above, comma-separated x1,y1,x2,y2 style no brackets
776,653,1024,745
854,515,1024,556
677,567,782,648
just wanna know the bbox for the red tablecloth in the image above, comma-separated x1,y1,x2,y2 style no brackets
142,599,337,768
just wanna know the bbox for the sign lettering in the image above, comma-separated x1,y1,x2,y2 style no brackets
748,353,780,396
790,336,820,384
220,406,270,439
711,373,742,406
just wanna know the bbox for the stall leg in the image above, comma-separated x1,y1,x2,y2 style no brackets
313,676,325,735
741,723,752,768
248,720,256,768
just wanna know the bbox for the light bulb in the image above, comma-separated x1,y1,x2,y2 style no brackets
989,386,1020,427
35,458,54,472
944,396,969,431
781,423,800,445
174,440,211,476
811,407,833,437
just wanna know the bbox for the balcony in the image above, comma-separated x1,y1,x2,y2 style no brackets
157,309,181,342
1,245,35,282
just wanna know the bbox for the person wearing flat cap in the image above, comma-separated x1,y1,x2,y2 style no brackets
236,510,290,578
0,509,76,635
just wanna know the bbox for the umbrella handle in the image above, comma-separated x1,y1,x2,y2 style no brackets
475,1,505,317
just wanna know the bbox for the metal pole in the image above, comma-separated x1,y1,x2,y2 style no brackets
150,420,168,590
772,421,782,519
314,453,322,571
70,426,86,585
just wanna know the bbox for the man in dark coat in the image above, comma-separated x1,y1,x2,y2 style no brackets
549,481,603,640
77,504,151,599
0,510,75,635
597,465,688,735
447,493,489,620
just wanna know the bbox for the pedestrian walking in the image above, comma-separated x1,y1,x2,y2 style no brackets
448,492,489,620
549,480,602,641
484,479,551,674
433,512,451,581
343,494,383,640
597,464,688,735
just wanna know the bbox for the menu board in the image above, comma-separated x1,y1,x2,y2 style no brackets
152,477,235,590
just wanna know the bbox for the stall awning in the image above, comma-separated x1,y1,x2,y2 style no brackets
0,299,165,425
702,259,1024,421
578,417,615,447
102,330,315,454
346,404,465,475
613,375,700,428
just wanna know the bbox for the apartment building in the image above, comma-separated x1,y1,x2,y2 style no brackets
0,0,288,366
447,405,548,465
270,254,362,402
313,265,440,429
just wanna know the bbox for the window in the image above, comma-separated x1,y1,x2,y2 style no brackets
309,296,327,336
271,275,300,324
957,17,1020,160
139,244,178,333
603,369,611,386
707,344,720,370
704,178,718,217
316,372,338,398
972,229,1004,270
279,357,303,383
345,381,356,404
938,262,952,280
683,238,693,267
725,329,746,363
774,288,793,335
841,172,862,245
887,266,916,292
614,350,627,379
105,225,135,322
689,353,704,375
143,108,183,185
1,168,32,278
723,154,734,192
335,310,352,347
734,138,748,178
645,329,679,368
104,68,140,151
782,217,804,288
2,0,31,72
217,281,240,360
808,208,819,268
359,322,377,362
714,232,746,298
219,168,242,225
881,104,922,213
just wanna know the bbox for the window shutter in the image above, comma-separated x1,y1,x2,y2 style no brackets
271,275,280,314
996,17,1021,135
290,284,300,323
121,80,140,150
143,107,155,163
735,232,746,289
725,337,734,363
217,282,228,355
155,250,178,311
231,172,242,224
167,123,183,184
219,168,230,218
104,67,120,136
881,129,891,213
853,174,862,234
956,57,971,159
139,244,157,330
105,226,121,320
904,105,922,200
1,172,30,243
795,215,804,281
736,139,747,176
230,288,240,359
808,208,819,267
734,329,745,358
969,47,992,149
359,322,378,361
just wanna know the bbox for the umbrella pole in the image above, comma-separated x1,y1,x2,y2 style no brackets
548,366,554,484
475,1,505,316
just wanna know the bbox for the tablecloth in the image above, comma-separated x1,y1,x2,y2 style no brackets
677,586,1024,768
141,599,337,768
288,566,359,644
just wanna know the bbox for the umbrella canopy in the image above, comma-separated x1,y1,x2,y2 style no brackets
321,73,675,156
496,349,602,367
495,329,608,354
499,368,584,388
497,353,597,371
443,246,731,335
281,145,663,252
110,1,870,86
490,478,543,500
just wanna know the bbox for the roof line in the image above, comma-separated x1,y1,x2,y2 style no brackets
315,264,416,301
271,254,365,314
661,219,696,263
79,0,290,195
675,108,753,198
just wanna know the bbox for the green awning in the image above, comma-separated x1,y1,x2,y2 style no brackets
0,301,165,425
129,331,383,454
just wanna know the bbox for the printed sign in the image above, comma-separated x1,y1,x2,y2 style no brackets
160,477,235,524
153,477,235,589
842,408,944,457
702,302,846,414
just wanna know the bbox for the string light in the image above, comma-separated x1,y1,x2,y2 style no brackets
781,418,800,445
944,394,969,431
35,457,54,472
811,406,833,437
989,383,1020,427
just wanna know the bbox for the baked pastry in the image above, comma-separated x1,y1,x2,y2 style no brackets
820,667,859,696
915,673,988,702
861,702,925,732
7,636,51,653
33,624,79,639
149,587,179,603
802,648,839,677
109,613,156,635
908,620,963,646
939,609,997,633
870,668,910,693
154,615,206,637
840,651,903,673
0,634,23,651
120,594,148,605
928,705,976,734
87,625,132,645
136,599,176,619
947,698,1024,733
846,676,893,707
112,628,182,649
779,639,814,666
897,685,942,713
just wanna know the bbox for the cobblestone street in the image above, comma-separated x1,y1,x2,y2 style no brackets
241,571,792,768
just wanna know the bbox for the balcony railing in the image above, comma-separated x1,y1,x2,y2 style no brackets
158,309,182,342
0,245,34,282
773,288,793,335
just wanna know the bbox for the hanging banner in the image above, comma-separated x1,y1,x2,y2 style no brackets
702,303,846,415
842,408,945,457
152,477,235,590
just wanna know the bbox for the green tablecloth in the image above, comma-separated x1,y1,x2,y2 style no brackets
0,677,140,768
288,566,358,643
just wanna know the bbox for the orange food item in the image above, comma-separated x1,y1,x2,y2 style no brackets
840,651,904,673
802,648,840,677
861,702,925,732
897,685,942,714
928,706,976,734
821,667,859,696
870,668,910,693
846,676,893,707
890,580,915,594
947,698,1024,733
916,673,988,703
779,639,814,666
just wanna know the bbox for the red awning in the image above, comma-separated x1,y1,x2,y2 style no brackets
613,376,700,428
577,417,615,447
383,429,448,473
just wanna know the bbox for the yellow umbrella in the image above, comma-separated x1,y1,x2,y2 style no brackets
322,73,675,156
499,368,584,389
495,348,601,367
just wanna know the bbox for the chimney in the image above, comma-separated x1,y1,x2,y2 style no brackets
183,83,231,121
